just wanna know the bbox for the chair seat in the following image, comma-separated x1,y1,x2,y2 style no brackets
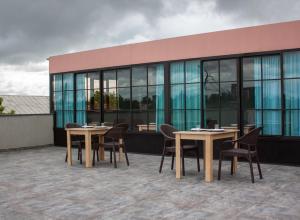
166,145,198,152
222,148,256,156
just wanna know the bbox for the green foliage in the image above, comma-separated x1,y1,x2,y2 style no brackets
0,96,15,115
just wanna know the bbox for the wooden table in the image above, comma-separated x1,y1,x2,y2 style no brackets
66,127,110,168
174,130,238,182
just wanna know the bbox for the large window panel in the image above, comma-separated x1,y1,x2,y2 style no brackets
132,87,147,110
171,84,185,109
263,80,281,109
170,62,184,84
117,69,130,87
104,88,117,111
132,66,147,86
87,73,100,89
204,83,219,109
118,88,131,110
103,70,116,88
63,73,74,90
203,60,219,83
87,89,101,111
148,64,164,85
186,60,201,83
186,83,200,109
220,59,237,82
283,51,300,136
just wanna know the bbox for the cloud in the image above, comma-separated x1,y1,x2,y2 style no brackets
0,0,299,95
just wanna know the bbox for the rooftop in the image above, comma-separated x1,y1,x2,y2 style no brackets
1,146,299,219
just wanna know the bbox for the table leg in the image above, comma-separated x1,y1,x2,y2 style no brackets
99,135,105,161
232,132,238,174
204,136,213,182
67,131,72,166
85,131,92,168
118,138,124,162
175,134,182,179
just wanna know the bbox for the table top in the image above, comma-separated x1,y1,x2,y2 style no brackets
65,126,111,131
173,129,238,136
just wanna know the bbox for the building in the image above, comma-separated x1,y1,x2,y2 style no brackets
48,20,300,164
0,95,49,114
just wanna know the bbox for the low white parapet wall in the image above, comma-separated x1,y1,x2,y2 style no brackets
0,114,53,150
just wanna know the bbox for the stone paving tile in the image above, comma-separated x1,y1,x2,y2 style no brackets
0,146,299,220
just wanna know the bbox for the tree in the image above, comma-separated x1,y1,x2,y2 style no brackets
0,97,15,115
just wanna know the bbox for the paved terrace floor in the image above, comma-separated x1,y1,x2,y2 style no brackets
0,146,299,220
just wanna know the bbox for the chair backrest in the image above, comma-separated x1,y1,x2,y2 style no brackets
105,127,127,140
65,123,81,128
159,124,177,140
238,127,262,147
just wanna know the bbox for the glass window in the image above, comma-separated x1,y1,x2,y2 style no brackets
171,84,184,109
220,82,238,107
203,61,219,83
87,73,100,89
186,60,201,83
186,83,200,109
204,83,219,109
148,64,164,85
242,55,282,135
63,73,74,90
117,69,130,87
87,89,101,111
53,75,62,91
170,62,184,84
284,51,300,78
103,70,116,88
220,59,237,82
132,66,147,86
104,88,117,111
118,88,131,110
76,74,86,90
132,87,147,110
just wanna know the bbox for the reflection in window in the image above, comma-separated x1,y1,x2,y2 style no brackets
117,69,130,87
87,73,100,89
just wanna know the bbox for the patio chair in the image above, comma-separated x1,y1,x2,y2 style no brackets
65,123,84,164
218,127,263,183
92,127,129,167
159,124,200,176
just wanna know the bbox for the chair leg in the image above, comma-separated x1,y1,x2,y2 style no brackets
113,145,117,168
218,153,223,180
196,149,200,172
92,148,96,166
96,146,99,162
230,158,234,175
159,147,166,173
122,145,130,166
79,146,83,164
182,149,185,176
110,149,113,163
249,155,255,183
256,153,263,179
65,151,68,162
171,153,175,170
78,147,80,160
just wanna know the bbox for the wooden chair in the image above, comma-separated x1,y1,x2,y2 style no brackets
218,127,263,183
159,124,200,176
65,123,84,164
92,127,129,167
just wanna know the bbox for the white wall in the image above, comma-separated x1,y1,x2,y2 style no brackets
0,114,53,150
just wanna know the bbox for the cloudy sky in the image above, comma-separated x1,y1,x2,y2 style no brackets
0,0,299,96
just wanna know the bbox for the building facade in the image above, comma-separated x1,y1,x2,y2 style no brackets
49,20,300,164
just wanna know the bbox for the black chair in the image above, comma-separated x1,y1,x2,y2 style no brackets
159,124,200,176
218,127,263,183
92,127,129,167
65,123,84,164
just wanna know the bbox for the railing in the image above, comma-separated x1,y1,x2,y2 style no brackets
0,114,53,150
